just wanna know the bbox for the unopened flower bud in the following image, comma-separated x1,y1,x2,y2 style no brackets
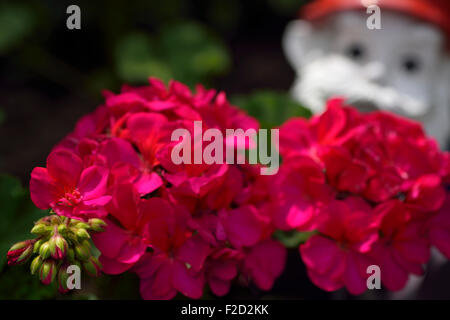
49,234,68,260
75,222,90,230
88,218,107,232
39,260,57,285
30,256,43,275
83,256,102,277
35,217,51,225
33,239,45,254
65,230,78,243
50,215,61,225
76,228,90,241
66,248,75,263
31,224,49,236
7,240,34,266
57,224,68,235
82,239,91,249
74,242,90,261
57,264,70,293
39,241,51,260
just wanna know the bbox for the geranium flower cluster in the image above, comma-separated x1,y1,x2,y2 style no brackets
28,78,286,299
274,98,450,294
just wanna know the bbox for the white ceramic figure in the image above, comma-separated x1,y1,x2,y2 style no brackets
283,0,450,147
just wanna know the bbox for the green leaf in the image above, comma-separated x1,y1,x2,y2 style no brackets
273,230,317,248
231,90,312,129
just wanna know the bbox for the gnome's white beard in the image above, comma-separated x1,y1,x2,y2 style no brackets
291,54,450,147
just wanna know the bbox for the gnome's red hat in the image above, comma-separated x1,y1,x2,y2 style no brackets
300,0,450,43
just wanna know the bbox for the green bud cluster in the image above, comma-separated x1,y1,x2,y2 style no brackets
7,214,106,293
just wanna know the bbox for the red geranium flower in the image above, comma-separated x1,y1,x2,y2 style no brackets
276,98,450,294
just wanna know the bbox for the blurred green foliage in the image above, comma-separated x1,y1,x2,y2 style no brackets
115,22,230,86
231,91,311,129
0,3,35,54
0,264,57,300
0,0,304,94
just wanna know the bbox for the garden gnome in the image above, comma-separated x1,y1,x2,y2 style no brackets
283,0,450,147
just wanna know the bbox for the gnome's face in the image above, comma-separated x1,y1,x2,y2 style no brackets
284,10,450,146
